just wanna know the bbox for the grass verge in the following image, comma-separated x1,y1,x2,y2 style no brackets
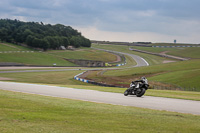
48,47,117,62
131,46,200,58
0,52,77,66
0,42,34,51
0,43,119,67
96,59,200,91
0,89,200,133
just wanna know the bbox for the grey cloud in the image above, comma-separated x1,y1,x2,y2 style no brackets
0,0,200,37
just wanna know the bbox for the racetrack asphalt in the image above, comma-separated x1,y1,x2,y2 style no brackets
0,81,200,115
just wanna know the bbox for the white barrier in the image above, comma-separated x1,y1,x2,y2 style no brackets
74,71,89,83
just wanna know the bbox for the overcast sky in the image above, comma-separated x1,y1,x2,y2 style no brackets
0,0,200,43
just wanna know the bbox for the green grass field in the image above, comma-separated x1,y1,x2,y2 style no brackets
0,52,77,66
0,71,86,85
131,46,178,53
0,43,19,51
169,47,200,58
91,44,200,91
48,48,117,62
0,43,118,66
1,43,200,132
0,89,200,133
131,46,200,58
0,43,76,66
1,41,200,132
0,43,34,51
92,44,177,65
1,43,199,93
99,59,200,91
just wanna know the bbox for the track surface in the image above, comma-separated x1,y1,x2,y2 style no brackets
0,81,200,115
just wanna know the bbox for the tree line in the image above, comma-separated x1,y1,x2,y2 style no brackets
0,19,91,50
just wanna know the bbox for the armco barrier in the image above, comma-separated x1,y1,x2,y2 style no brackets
74,71,89,83
116,62,126,67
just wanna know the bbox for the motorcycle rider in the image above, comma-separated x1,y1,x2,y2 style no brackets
132,77,148,88
132,77,148,84
124,77,149,96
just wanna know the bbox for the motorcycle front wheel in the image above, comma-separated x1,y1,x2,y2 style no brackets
124,90,129,96
136,88,146,97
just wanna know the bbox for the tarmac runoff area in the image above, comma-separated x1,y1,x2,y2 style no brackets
0,81,200,115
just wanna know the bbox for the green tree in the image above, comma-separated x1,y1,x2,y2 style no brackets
0,28,8,42
41,39,50,51
26,35,35,46
0,19,91,49
70,36,81,48
60,37,70,47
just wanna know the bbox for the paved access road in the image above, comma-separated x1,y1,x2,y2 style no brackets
0,81,200,115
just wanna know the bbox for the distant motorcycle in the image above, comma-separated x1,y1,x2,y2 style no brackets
124,77,149,97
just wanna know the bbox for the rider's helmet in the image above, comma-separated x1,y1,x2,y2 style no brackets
141,77,148,84
141,77,146,81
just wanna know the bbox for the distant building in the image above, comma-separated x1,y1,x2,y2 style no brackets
67,46,75,50
60,46,66,50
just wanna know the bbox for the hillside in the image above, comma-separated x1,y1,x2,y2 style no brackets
130,46,200,59
0,19,91,50
0,43,117,67
90,44,200,91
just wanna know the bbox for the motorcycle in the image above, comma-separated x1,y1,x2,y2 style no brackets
124,79,149,97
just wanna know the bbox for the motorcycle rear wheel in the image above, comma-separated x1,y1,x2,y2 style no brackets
136,88,146,97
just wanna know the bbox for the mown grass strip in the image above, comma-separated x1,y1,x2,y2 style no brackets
0,52,77,66
48,48,117,62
